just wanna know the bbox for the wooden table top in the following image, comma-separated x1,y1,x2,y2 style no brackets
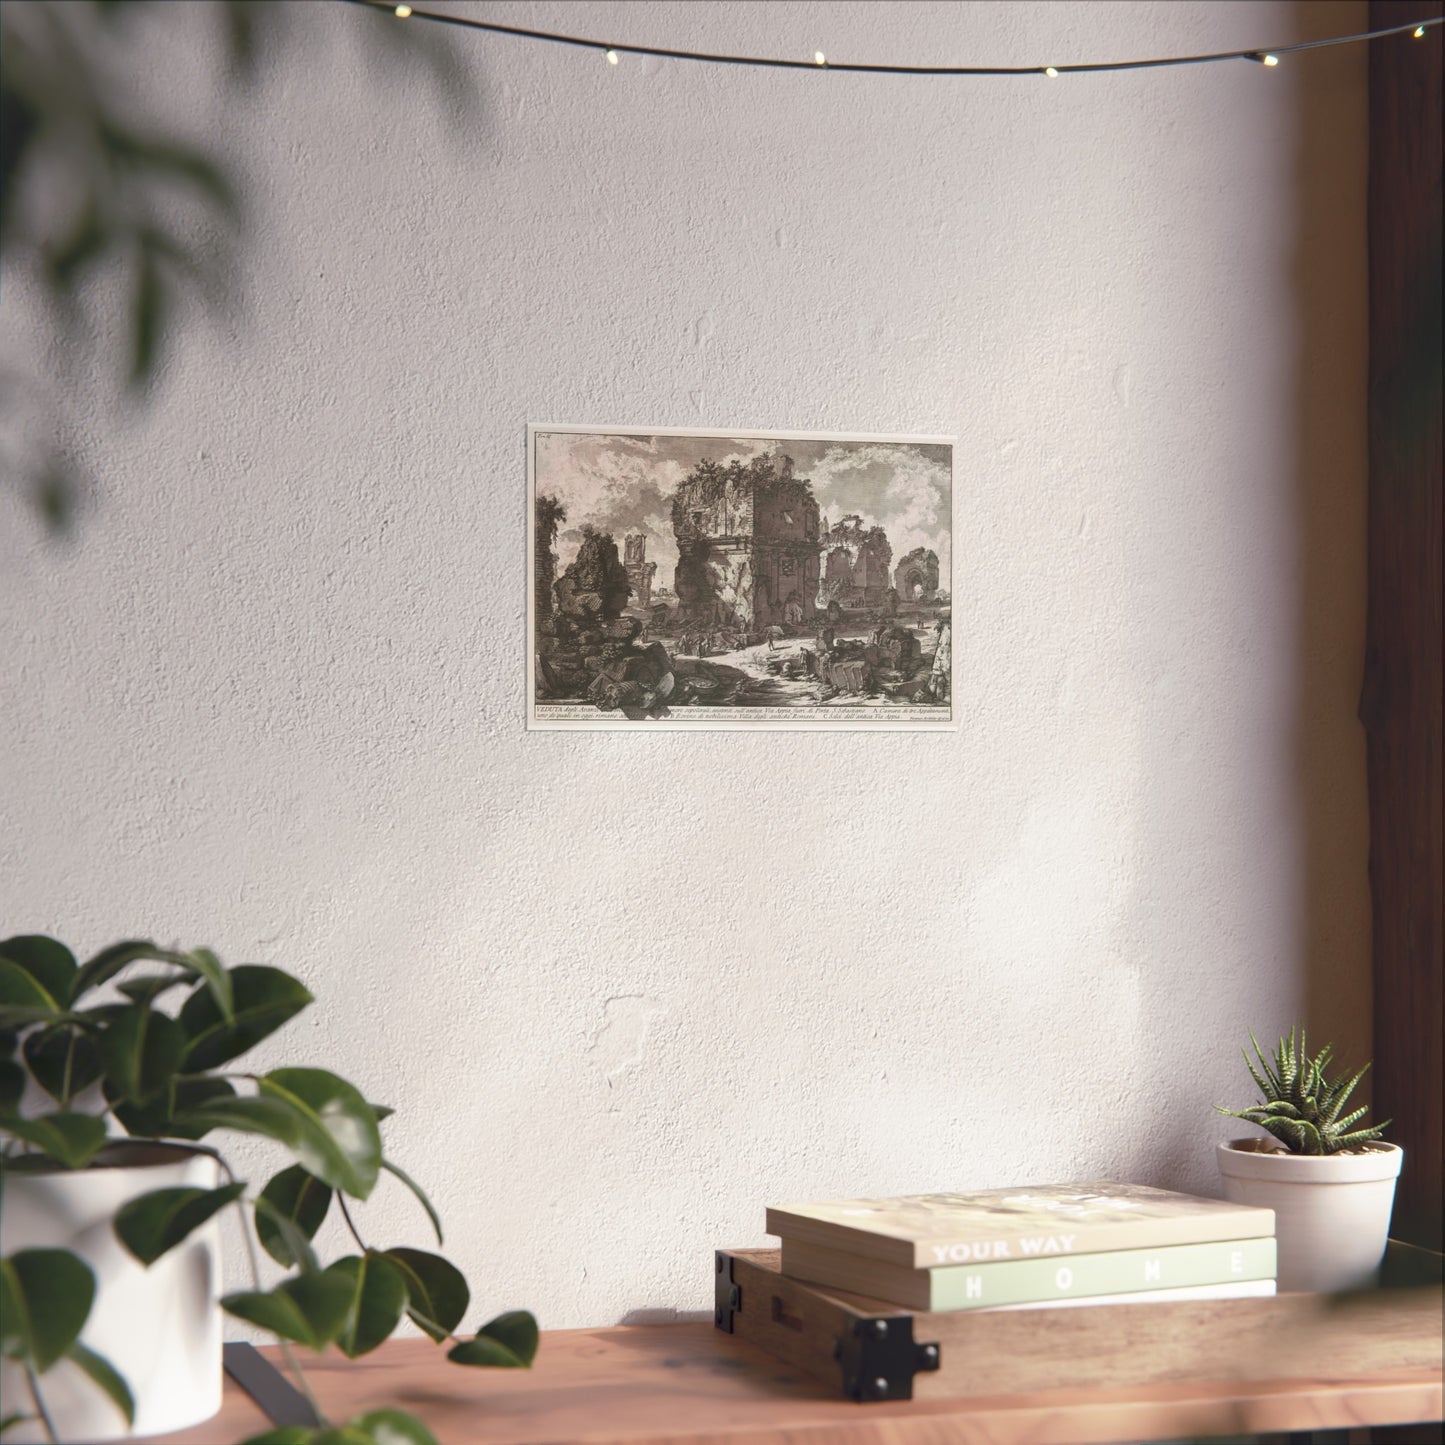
150,1320,1444,1445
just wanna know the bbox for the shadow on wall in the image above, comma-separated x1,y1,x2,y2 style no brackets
0,0,473,535
1131,0,1373,1196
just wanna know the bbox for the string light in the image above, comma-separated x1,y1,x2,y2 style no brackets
339,2,1443,78
605,49,619,65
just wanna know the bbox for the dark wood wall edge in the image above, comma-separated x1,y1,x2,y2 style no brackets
1364,0,1444,1280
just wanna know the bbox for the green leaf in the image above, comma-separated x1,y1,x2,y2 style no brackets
0,1261,23,1359
104,1076,172,1140
0,1060,24,1114
0,938,76,1008
1325,1063,1370,1122
161,1086,239,1138
447,1310,538,1368
370,1103,394,1122
478,1309,538,1365
327,1253,407,1359
72,941,174,1000
238,1431,314,1445
170,1095,313,1175
0,1008,56,1031
0,960,60,1027
351,1409,441,1445
0,1248,96,1371
113,1182,245,1265
117,1075,239,1142
98,1006,187,1103
222,1273,353,1351
382,1248,468,1342
178,1081,380,1199
23,1027,102,1103
310,1431,374,1445
116,975,191,1008
1,1414,36,1435
182,948,233,1022
73,1003,130,1032
1330,1104,1371,1134
0,1112,108,1168
380,1158,442,1246
258,1069,381,1200
67,1340,135,1426
1332,1121,1392,1151
256,1165,332,1268
252,1196,321,1276
180,966,313,1071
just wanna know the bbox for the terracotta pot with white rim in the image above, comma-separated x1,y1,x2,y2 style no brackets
1216,1137,1403,1293
0,1140,224,1442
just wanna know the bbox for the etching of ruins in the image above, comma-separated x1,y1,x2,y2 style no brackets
530,429,952,726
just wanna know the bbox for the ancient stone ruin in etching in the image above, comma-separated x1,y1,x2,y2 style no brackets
531,430,952,726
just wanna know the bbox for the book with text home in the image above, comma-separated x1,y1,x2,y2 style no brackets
779,1234,1278,1310
766,1181,1275,1270
981,1278,1276,1310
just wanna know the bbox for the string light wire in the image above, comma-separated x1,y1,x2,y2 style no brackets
347,1,1441,77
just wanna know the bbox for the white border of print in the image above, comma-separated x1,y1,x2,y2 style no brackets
526,424,957,732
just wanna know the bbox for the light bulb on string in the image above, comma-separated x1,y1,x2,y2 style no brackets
338,2,1441,80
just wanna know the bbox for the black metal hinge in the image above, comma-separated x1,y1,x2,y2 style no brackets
833,1313,941,1401
714,1250,742,1332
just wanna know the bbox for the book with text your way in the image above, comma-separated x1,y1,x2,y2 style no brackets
766,1181,1275,1271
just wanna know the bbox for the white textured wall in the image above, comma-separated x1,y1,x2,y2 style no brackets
0,1,1369,1330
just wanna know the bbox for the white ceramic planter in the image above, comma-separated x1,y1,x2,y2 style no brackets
1216,1137,1403,1293
0,1141,224,1442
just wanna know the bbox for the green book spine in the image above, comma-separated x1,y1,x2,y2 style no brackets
928,1236,1277,1309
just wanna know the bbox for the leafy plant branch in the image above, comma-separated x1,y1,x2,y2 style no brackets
0,935,536,1445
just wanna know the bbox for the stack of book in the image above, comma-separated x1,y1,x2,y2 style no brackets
766,1181,1277,1312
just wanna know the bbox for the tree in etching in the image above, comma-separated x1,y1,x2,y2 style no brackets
535,493,566,623
558,526,631,619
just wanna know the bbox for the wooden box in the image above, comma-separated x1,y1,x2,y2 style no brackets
715,1242,1445,1404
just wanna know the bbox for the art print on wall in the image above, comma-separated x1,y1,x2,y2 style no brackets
529,425,954,730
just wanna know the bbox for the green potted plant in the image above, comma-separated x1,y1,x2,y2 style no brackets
1215,1025,1402,1293
0,934,536,1444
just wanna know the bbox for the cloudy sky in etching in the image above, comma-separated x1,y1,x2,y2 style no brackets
534,432,952,595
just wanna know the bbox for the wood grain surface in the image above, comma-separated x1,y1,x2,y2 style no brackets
145,1309,1442,1444
723,1247,1444,1404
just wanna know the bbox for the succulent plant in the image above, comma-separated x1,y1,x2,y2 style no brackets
1217,1025,1391,1156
